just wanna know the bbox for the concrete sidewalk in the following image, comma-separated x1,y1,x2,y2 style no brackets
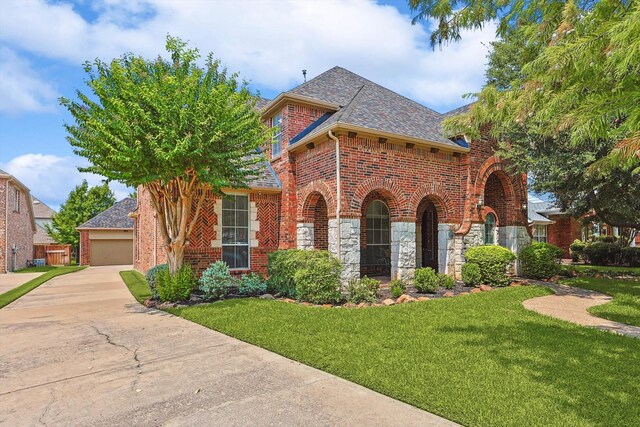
0,272,44,294
0,266,457,426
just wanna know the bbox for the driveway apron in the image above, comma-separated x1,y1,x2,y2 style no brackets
0,266,456,426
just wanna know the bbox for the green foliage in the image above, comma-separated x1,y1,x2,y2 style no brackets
389,279,406,299
621,247,640,268
238,273,267,296
519,242,563,279
583,242,622,266
145,264,168,298
465,245,516,287
461,262,482,286
45,180,115,250
437,273,455,290
413,1,640,228
346,276,380,304
157,265,195,302
415,267,438,293
267,250,343,303
60,35,272,272
199,261,235,300
570,240,586,262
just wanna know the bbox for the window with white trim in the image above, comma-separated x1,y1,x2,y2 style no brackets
14,188,20,212
221,194,249,269
484,213,496,245
533,225,548,243
271,113,282,158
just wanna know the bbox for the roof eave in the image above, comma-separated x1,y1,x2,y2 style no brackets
76,227,134,231
261,93,340,118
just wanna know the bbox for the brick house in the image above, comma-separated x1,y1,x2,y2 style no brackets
134,67,530,280
32,196,57,245
0,169,36,273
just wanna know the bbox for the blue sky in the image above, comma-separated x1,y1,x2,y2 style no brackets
0,0,497,210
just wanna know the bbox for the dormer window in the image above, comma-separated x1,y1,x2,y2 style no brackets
271,113,282,158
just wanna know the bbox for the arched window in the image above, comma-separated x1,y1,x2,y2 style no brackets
363,200,390,274
485,213,496,245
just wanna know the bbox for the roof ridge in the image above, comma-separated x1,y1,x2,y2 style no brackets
335,84,366,123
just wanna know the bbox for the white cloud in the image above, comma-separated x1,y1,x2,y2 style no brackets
1,153,132,209
0,0,495,111
0,47,58,114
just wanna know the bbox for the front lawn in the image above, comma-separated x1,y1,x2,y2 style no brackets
0,266,86,309
560,277,640,327
14,265,57,273
565,264,640,277
119,270,151,303
168,286,640,427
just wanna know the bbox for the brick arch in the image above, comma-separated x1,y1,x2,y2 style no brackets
481,206,500,226
297,180,337,221
408,183,456,223
474,156,527,226
350,177,405,220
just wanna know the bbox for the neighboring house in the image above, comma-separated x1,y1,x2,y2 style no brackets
77,198,136,266
527,194,582,258
134,66,530,280
0,169,36,273
32,196,57,245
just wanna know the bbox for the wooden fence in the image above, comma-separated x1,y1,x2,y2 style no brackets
33,244,72,266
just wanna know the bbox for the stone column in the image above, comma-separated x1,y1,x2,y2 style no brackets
437,223,456,275
504,226,531,274
328,218,360,283
454,223,484,279
296,223,314,250
391,222,416,282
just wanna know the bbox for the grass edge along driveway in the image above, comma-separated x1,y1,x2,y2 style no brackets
119,270,151,304
0,266,86,309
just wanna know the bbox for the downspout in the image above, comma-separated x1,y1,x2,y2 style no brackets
5,178,10,273
328,130,341,261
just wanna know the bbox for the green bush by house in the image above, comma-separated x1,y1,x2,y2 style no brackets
519,242,563,279
346,276,380,304
199,261,235,300
461,262,482,286
415,267,438,293
465,245,515,287
238,272,267,296
157,264,195,302
389,279,406,298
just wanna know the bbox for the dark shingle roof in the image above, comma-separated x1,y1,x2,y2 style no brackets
34,223,56,244
443,102,474,118
255,97,271,110
31,196,56,219
284,67,465,149
78,198,137,229
249,161,281,189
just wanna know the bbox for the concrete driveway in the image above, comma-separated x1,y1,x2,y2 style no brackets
0,266,456,426
0,272,44,294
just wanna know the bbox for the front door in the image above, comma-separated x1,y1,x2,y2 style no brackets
421,206,438,270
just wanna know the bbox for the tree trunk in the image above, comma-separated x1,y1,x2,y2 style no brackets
145,175,204,274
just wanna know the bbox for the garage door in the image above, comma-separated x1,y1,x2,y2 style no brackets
90,239,133,266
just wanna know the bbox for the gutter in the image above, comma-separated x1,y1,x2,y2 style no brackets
328,130,341,261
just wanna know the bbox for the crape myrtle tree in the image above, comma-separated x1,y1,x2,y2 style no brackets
409,0,640,228
60,36,272,273
46,180,115,258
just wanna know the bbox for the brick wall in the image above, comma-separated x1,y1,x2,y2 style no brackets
484,173,507,225
546,215,582,258
79,231,90,265
0,179,35,272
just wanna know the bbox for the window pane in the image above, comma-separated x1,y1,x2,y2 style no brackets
236,195,248,210
222,227,237,244
236,210,248,227
236,228,248,244
223,209,235,227
222,246,249,269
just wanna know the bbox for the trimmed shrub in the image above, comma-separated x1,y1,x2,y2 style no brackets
415,267,438,293
465,245,516,287
621,247,640,267
156,265,195,302
145,263,168,298
519,242,563,279
461,262,482,286
293,252,342,304
266,249,304,297
238,273,267,296
346,276,380,304
389,279,406,298
583,242,621,266
569,240,586,262
200,261,235,300
437,273,455,289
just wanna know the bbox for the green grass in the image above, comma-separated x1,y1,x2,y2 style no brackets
0,266,86,309
167,287,640,427
560,277,640,327
119,270,151,303
14,265,57,273
565,264,640,277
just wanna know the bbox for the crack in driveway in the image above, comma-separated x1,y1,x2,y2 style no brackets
92,326,133,352
38,388,55,426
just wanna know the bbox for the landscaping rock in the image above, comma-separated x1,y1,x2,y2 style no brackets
259,294,275,299
470,288,482,294
459,292,470,295
344,302,357,308
382,298,395,306
549,276,562,283
443,291,454,297
282,298,296,304
322,304,333,309
417,296,430,301
357,302,368,308
143,298,157,308
479,284,493,292
301,302,313,306
396,294,416,304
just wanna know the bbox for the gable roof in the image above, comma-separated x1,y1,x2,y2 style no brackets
77,198,137,230
528,193,563,225
271,66,469,151
34,223,56,244
31,196,56,219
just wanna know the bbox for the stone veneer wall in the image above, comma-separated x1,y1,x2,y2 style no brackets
438,224,456,275
390,221,416,282
504,226,531,274
296,223,314,250
328,218,360,283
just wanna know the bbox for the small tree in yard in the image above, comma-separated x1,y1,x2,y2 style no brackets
60,36,271,273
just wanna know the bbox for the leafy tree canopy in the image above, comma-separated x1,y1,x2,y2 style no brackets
60,36,272,271
410,0,640,228
46,180,116,249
